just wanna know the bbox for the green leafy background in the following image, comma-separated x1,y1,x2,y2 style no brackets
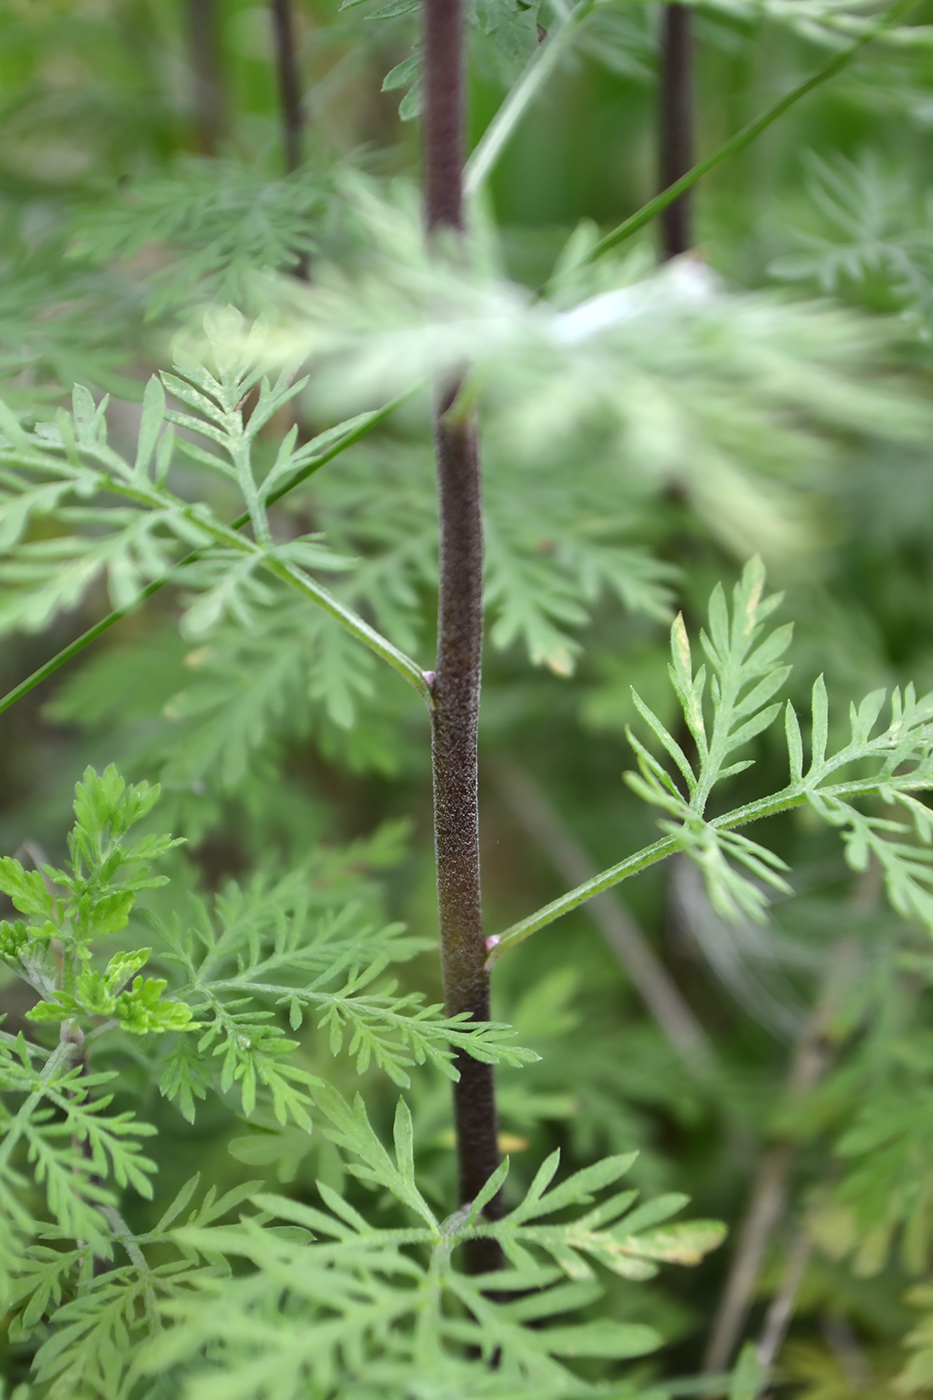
3,0,933,1396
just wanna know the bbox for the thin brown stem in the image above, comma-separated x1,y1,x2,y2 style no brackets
703,939,862,1374
703,1138,796,1375
423,0,503,1272
822,1314,873,1390
754,1226,811,1389
269,0,305,174
658,2,694,259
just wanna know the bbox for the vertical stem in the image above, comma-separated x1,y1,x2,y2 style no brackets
658,2,694,259
423,0,466,234
269,0,305,174
432,403,501,1226
423,0,504,1270
188,0,227,154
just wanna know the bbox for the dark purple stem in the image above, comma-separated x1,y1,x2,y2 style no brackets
423,0,466,234
423,0,504,1270
269,0,304,174
658,2,694,259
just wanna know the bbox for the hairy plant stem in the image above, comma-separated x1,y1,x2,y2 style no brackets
658,3,693,259
423,0,504,1269
269,0,304,174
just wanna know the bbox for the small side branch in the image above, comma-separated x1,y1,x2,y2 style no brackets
487,775,914,961
465,0,595,198
658,2,694,259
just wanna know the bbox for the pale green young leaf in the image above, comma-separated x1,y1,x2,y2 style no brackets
134,374,166,478
506,1151,639,1224
312,1083,436,1226
464,1157,512,1225
0,860,59,921
668,612,708,761
630,690,697,796
254,178,933,566
785,700,804,784
810,674,830,775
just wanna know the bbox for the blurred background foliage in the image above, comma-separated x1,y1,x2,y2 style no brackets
3,0,933,1393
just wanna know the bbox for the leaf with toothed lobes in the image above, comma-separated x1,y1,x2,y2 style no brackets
0,325,376,663
67,158,329,315
0,765,186,1013
624,557,933,932
26,949,197,1033
0,859,60,921
305,433,674,684
134,1098,721,1394
480,1148,725,1282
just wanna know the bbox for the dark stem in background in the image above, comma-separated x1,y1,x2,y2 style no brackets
269,0,305,173
188,0,227,154
269,0,309,280
423,0,504,1271
657,2,694,259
